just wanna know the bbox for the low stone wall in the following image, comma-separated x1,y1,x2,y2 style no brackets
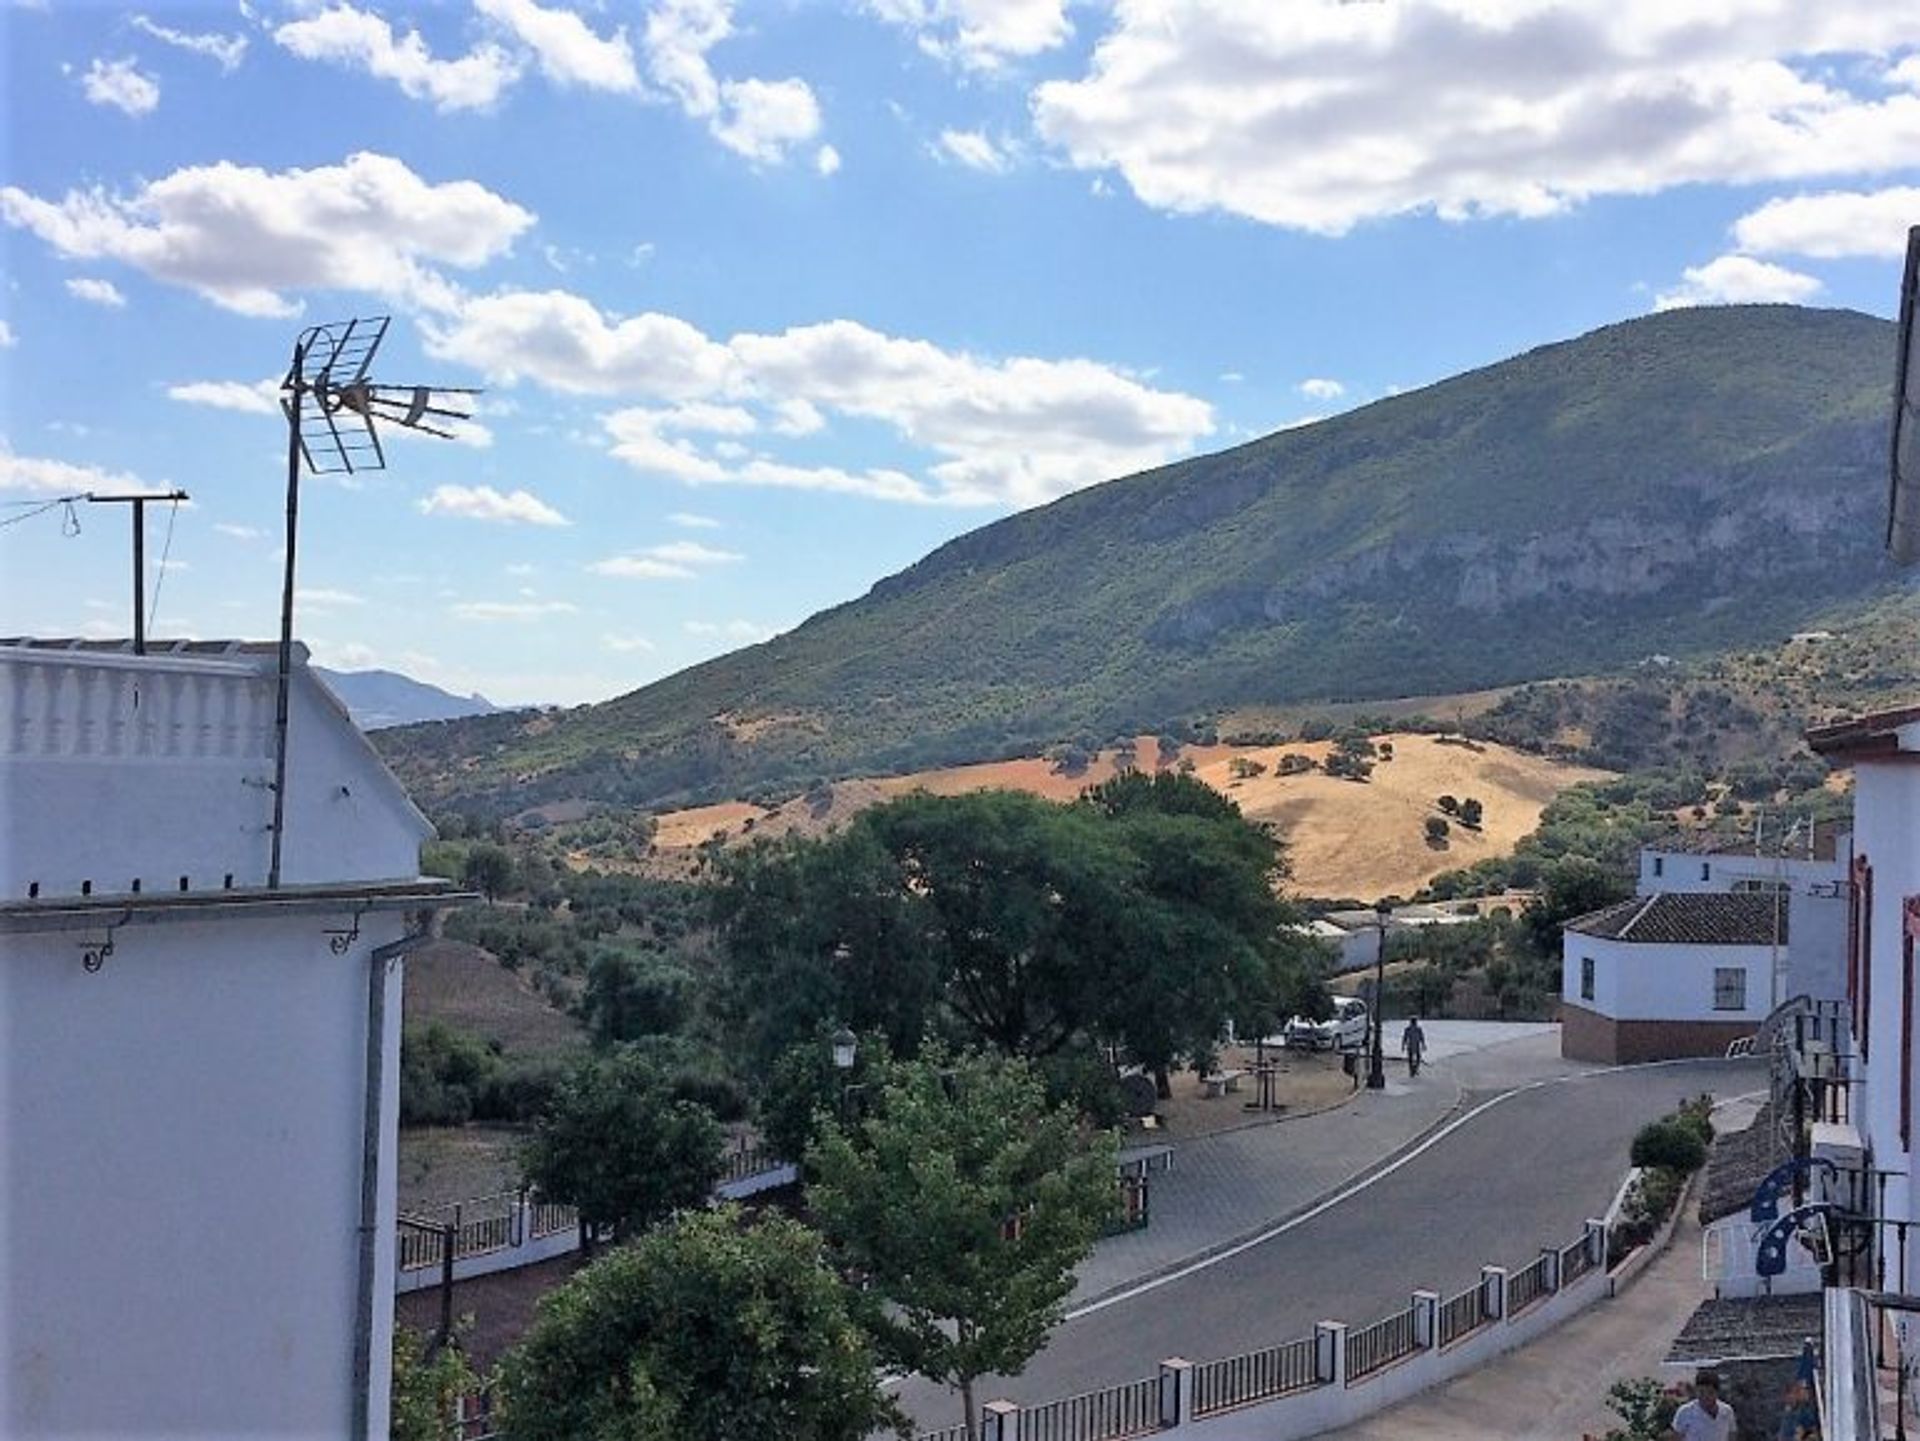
1561,1004,1755,1064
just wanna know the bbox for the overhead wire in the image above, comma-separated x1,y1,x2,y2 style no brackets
0,493,84,531
146,495,181,635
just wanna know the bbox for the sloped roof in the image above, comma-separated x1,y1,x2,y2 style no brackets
1806,702,1920,762
1566,892,1789,946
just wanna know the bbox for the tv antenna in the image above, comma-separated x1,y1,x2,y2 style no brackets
83,488,189,655
268,314,480,888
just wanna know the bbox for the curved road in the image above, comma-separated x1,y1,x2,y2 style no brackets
899,1057,1759,1430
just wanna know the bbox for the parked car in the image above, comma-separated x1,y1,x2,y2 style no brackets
1282,996,1370,1052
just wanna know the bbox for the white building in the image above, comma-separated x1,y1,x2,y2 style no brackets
1560,893,1785,1063
0,640,461,1439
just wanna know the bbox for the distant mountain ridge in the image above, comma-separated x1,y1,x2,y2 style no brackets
316,667,499,731
374,306,1905,817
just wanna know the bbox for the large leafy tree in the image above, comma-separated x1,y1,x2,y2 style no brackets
807,1048,1118,1441
1080,772,1322,1092
520,1048,723,1245
496,1207,904,1441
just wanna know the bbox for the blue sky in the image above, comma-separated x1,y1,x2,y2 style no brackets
3,1,1917,705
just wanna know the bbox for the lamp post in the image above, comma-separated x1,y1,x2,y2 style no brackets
830,1026,858,1121
1367,902,1390,1090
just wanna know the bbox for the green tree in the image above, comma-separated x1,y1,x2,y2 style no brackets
807,1049,1119,1441
462,842,516,902
1523,856,1632,957
1425,816,1451,843
497,1207,904,1441
390,1326,478,1441
1458,797,1484,828
580,948,693,1045
521,1049,723,1245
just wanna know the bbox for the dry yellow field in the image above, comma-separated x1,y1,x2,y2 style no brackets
644,732,1608,900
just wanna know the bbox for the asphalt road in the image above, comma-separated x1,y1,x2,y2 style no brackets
898,1057,1761,1430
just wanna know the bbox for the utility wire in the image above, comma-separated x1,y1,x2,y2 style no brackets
146,495,181,634
0,494,84,531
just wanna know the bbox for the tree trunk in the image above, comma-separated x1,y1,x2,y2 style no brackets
961,1375,977,1441
1154,1065,1172,1101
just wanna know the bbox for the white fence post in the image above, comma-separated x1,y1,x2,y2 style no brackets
1481,1265,1508,1321
1315,1320,1348,1387
1542,1246,1561,1293
1159,1357,1193,1428
1586,1217,1607,1269
1411,1290,1439,1349
981,1398,1019,1441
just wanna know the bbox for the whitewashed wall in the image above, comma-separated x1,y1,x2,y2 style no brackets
0,912,405,1439
1563,935,1775,1022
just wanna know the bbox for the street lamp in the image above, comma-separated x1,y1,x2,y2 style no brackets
1366,901,1391,1090
830,1026,858,1073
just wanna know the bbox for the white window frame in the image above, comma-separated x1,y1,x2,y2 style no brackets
1713,966,1746,1012
1580,956,1595,1002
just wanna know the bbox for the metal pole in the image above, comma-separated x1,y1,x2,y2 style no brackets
132,497,145,655
269,348,303,890
438,1219,456,1353
1368,912,1388,1090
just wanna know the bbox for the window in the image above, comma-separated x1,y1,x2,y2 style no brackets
1652,856,1664,878
1732,879,1790,895
1713,967,1746,1012
1700,862,1711,882
1580,956,1595,1002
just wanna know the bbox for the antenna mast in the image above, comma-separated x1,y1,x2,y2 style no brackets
267,315,480,888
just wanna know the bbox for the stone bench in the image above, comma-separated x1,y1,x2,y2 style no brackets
1202,1069,1245,1099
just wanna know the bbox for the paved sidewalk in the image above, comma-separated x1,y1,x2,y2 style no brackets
1330,1191,1710,1438
1072,1024,1572,1305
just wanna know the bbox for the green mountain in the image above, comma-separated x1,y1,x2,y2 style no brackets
378,305,1908,817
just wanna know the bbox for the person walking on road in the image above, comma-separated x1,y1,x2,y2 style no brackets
1401,1017,1426,1076
1666,1369,1735,1441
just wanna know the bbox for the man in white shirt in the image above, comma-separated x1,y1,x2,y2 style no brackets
1667,1369,1735,1441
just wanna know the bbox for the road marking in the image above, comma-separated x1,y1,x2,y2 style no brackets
1064,1054,1751,1321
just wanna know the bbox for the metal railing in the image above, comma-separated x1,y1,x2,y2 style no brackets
718,1144,784,1186
1019,1375,1160,1441
398,1189,578,1272
1192,1335,1318,1416
1560,1233,1595,1285
1506,1252,1556,1314
1345,1305,1420,1382
911,1426,970,1441
1437,1285,1484,1348
528,1195,577,1240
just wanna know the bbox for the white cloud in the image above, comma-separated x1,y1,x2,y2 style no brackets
685,617,777,642
865,0,1072,69
65,277,126,308
936,129,1010,173
1731,186,1920,259
167,378,280,414
437,293,1213,508
419,483,569,525
130,15,248,71
473,0,639,92
647,539,741,564
2,152,533,318
215,523,264,540
603,631,655,651
0,450,142,495
644,0,823,164
816,144,842,176
449,598,580,621
1297,377,1345,401
1218,371,1244,383
1033,2,1920,234
296,586,365,609
82,57,159,116
590,555,695,578
770,397,825,435
0,321,14,348
424,290,736,394
590,538,742,577
668,510,721,527
1654,254,1823,310
274,4,521,112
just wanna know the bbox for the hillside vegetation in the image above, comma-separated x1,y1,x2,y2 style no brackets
376,306,1905,817
645,732,1606,901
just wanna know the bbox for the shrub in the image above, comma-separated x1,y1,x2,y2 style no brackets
1630,1119,1706,1174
